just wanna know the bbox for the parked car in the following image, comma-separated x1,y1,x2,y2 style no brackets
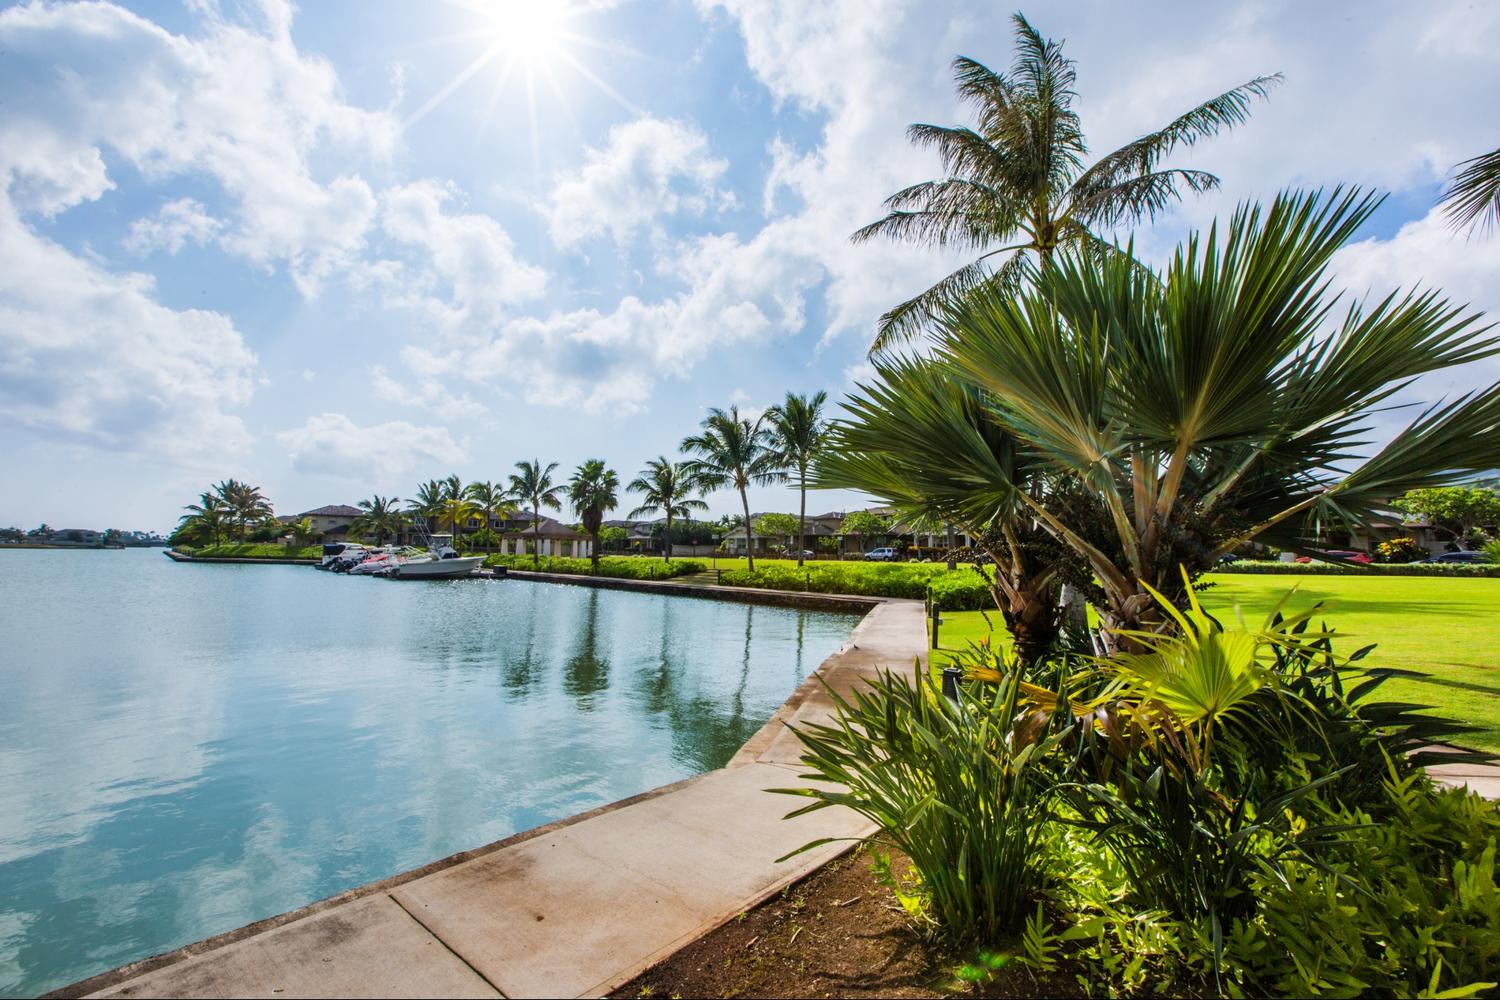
1293,550,1372,565
863,547,899,562
1426,550,1487,564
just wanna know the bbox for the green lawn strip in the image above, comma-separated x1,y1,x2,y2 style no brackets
930,574,1500,753
483,554,706,580
185,543,323,559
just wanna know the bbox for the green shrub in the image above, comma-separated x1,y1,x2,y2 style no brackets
716,561,993,608
776,668,1063,942
1374,536,1426,563
484,554,704,580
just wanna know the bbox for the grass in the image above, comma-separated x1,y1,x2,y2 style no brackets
930,573,1500,753
483,554,706,580
183,543,323,559
697,556,993,608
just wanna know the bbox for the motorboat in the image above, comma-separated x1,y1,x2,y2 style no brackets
383,533,484,580
319,542,367,570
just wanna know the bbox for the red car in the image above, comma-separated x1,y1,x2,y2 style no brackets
1294,549,1372,565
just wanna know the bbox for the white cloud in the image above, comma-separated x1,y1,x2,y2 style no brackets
0,0,396,294
370,365,488,421
277,413,463,480
546,116,732,248
125,198,222,255
0,198,255,459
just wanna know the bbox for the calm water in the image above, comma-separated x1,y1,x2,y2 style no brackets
0,549,855,996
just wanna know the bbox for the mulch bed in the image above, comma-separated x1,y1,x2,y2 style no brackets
611,847,1083,999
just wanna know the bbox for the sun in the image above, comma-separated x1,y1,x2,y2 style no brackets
476,0,573,68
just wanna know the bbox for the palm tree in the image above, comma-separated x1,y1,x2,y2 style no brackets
853,13,1278,352
214,479,273,542
1443,146,1500,233
932,188,1498,638
406,480,446,539
765,391,828,567
440,495,481,550
627,457,709,562
353,495,403,545
681,406,784,572
179,491,229,547
509,459,566,567
463,481,512,555
816,356,1066,663
568,460,620,572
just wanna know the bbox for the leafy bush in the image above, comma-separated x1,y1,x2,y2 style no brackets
1216,559,1500,577
776,667,1064,942
718,562,993,608
1485,539,1500,565
187,543,322,559
1374,536,1426,563
484,554,705,580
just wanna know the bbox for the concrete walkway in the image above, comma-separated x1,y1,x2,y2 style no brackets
60,600,925,1000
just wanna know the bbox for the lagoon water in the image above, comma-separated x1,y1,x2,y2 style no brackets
0,548,856,996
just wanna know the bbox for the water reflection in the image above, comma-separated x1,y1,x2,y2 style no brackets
0,552,858,996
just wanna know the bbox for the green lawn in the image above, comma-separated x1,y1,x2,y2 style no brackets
931,573,1500,752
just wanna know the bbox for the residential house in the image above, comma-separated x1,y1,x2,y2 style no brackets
294,504,363,538
461,510,592,557
720,508,969,558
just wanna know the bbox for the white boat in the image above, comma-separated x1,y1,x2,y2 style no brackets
383,533,484,580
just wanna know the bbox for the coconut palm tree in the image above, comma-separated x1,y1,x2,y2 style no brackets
353,495,403,545
179,491,229,547
627,457,709,562
931,187,1498,638
765,391,828,567
568,460,620,572
439,495,481,550
463,481,512,554
406,480,446,539
816,356,1068,663
681,406,784,572
1443,146,1500,233
853,13,1279,352
509,459,565,567
214,479,273,542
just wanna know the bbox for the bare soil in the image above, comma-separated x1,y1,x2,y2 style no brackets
611,847,1083,999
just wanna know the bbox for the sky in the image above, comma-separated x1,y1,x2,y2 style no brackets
1,0,1499,532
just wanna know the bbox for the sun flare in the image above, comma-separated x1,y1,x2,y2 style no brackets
478,0,572,67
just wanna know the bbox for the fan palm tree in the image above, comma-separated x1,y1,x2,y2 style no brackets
853,13,1279,352
406,480,446,539
463,481,512,554
1442,145,1500,233
353,495,403,545
815,355,1067,663
509,459,566,567
681,406,784,572
932,187,1497,639
568,460,620,572
628,457,709,562
765,391,828,567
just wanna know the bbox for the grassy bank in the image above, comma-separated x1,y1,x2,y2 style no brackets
931,573,1500,752
484,554,706,580
179,543,323,559
1218,559,1500,577
704,557,993,609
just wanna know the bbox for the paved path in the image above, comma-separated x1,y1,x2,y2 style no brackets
60,600,924,1000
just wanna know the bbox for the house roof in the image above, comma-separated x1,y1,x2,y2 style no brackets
298,504,362,518
499,511,588,539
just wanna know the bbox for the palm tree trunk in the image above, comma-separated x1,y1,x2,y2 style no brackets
664,511,673,563
797,470,807,568
740,489,755,573
532,502,541,568
945,523,957,571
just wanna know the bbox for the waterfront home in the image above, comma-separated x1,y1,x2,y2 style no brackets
720,508,977,558
471,510,593,557
294,504,363,538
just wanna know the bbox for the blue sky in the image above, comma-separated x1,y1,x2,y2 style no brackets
2,0,1499,531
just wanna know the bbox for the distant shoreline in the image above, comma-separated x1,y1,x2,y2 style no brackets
0,543,160,550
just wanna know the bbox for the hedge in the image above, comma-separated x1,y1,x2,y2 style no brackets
716,562,994,610
1216,559,1500,577
182,543,324,559
484,554,706,580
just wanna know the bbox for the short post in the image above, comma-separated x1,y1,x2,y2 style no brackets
716,568,722,585
805,571,811,592
929,594,941,649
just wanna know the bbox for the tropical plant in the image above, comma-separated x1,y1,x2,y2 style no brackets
213,479,274,542
754,512,802,555
1442,145,1500,234
775,667,1065,942
1392,486,1500,548
627,457,708,562
681,406,784,571
765,390,828,566
509,459,565,567
406,480,446,536
839,509,890,549
463,481,512,554
817,357,1070,663
929,188,1498,635
1373,535,1425,563
568,459,620,571
853,13,1278,351
288,516,321,546
353,495,403,545
178,491,229,546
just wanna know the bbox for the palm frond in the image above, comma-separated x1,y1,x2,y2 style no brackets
1069,168,1220,228
1442,145,1500,233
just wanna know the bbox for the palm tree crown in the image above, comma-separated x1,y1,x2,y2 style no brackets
354,495,404,544
569,459,620,570
1442,146,1500,233
853,13,1279,352
627,457,709,562
463,480,512,554
681,405,784,571
509,459,565,566
766,391,828,567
